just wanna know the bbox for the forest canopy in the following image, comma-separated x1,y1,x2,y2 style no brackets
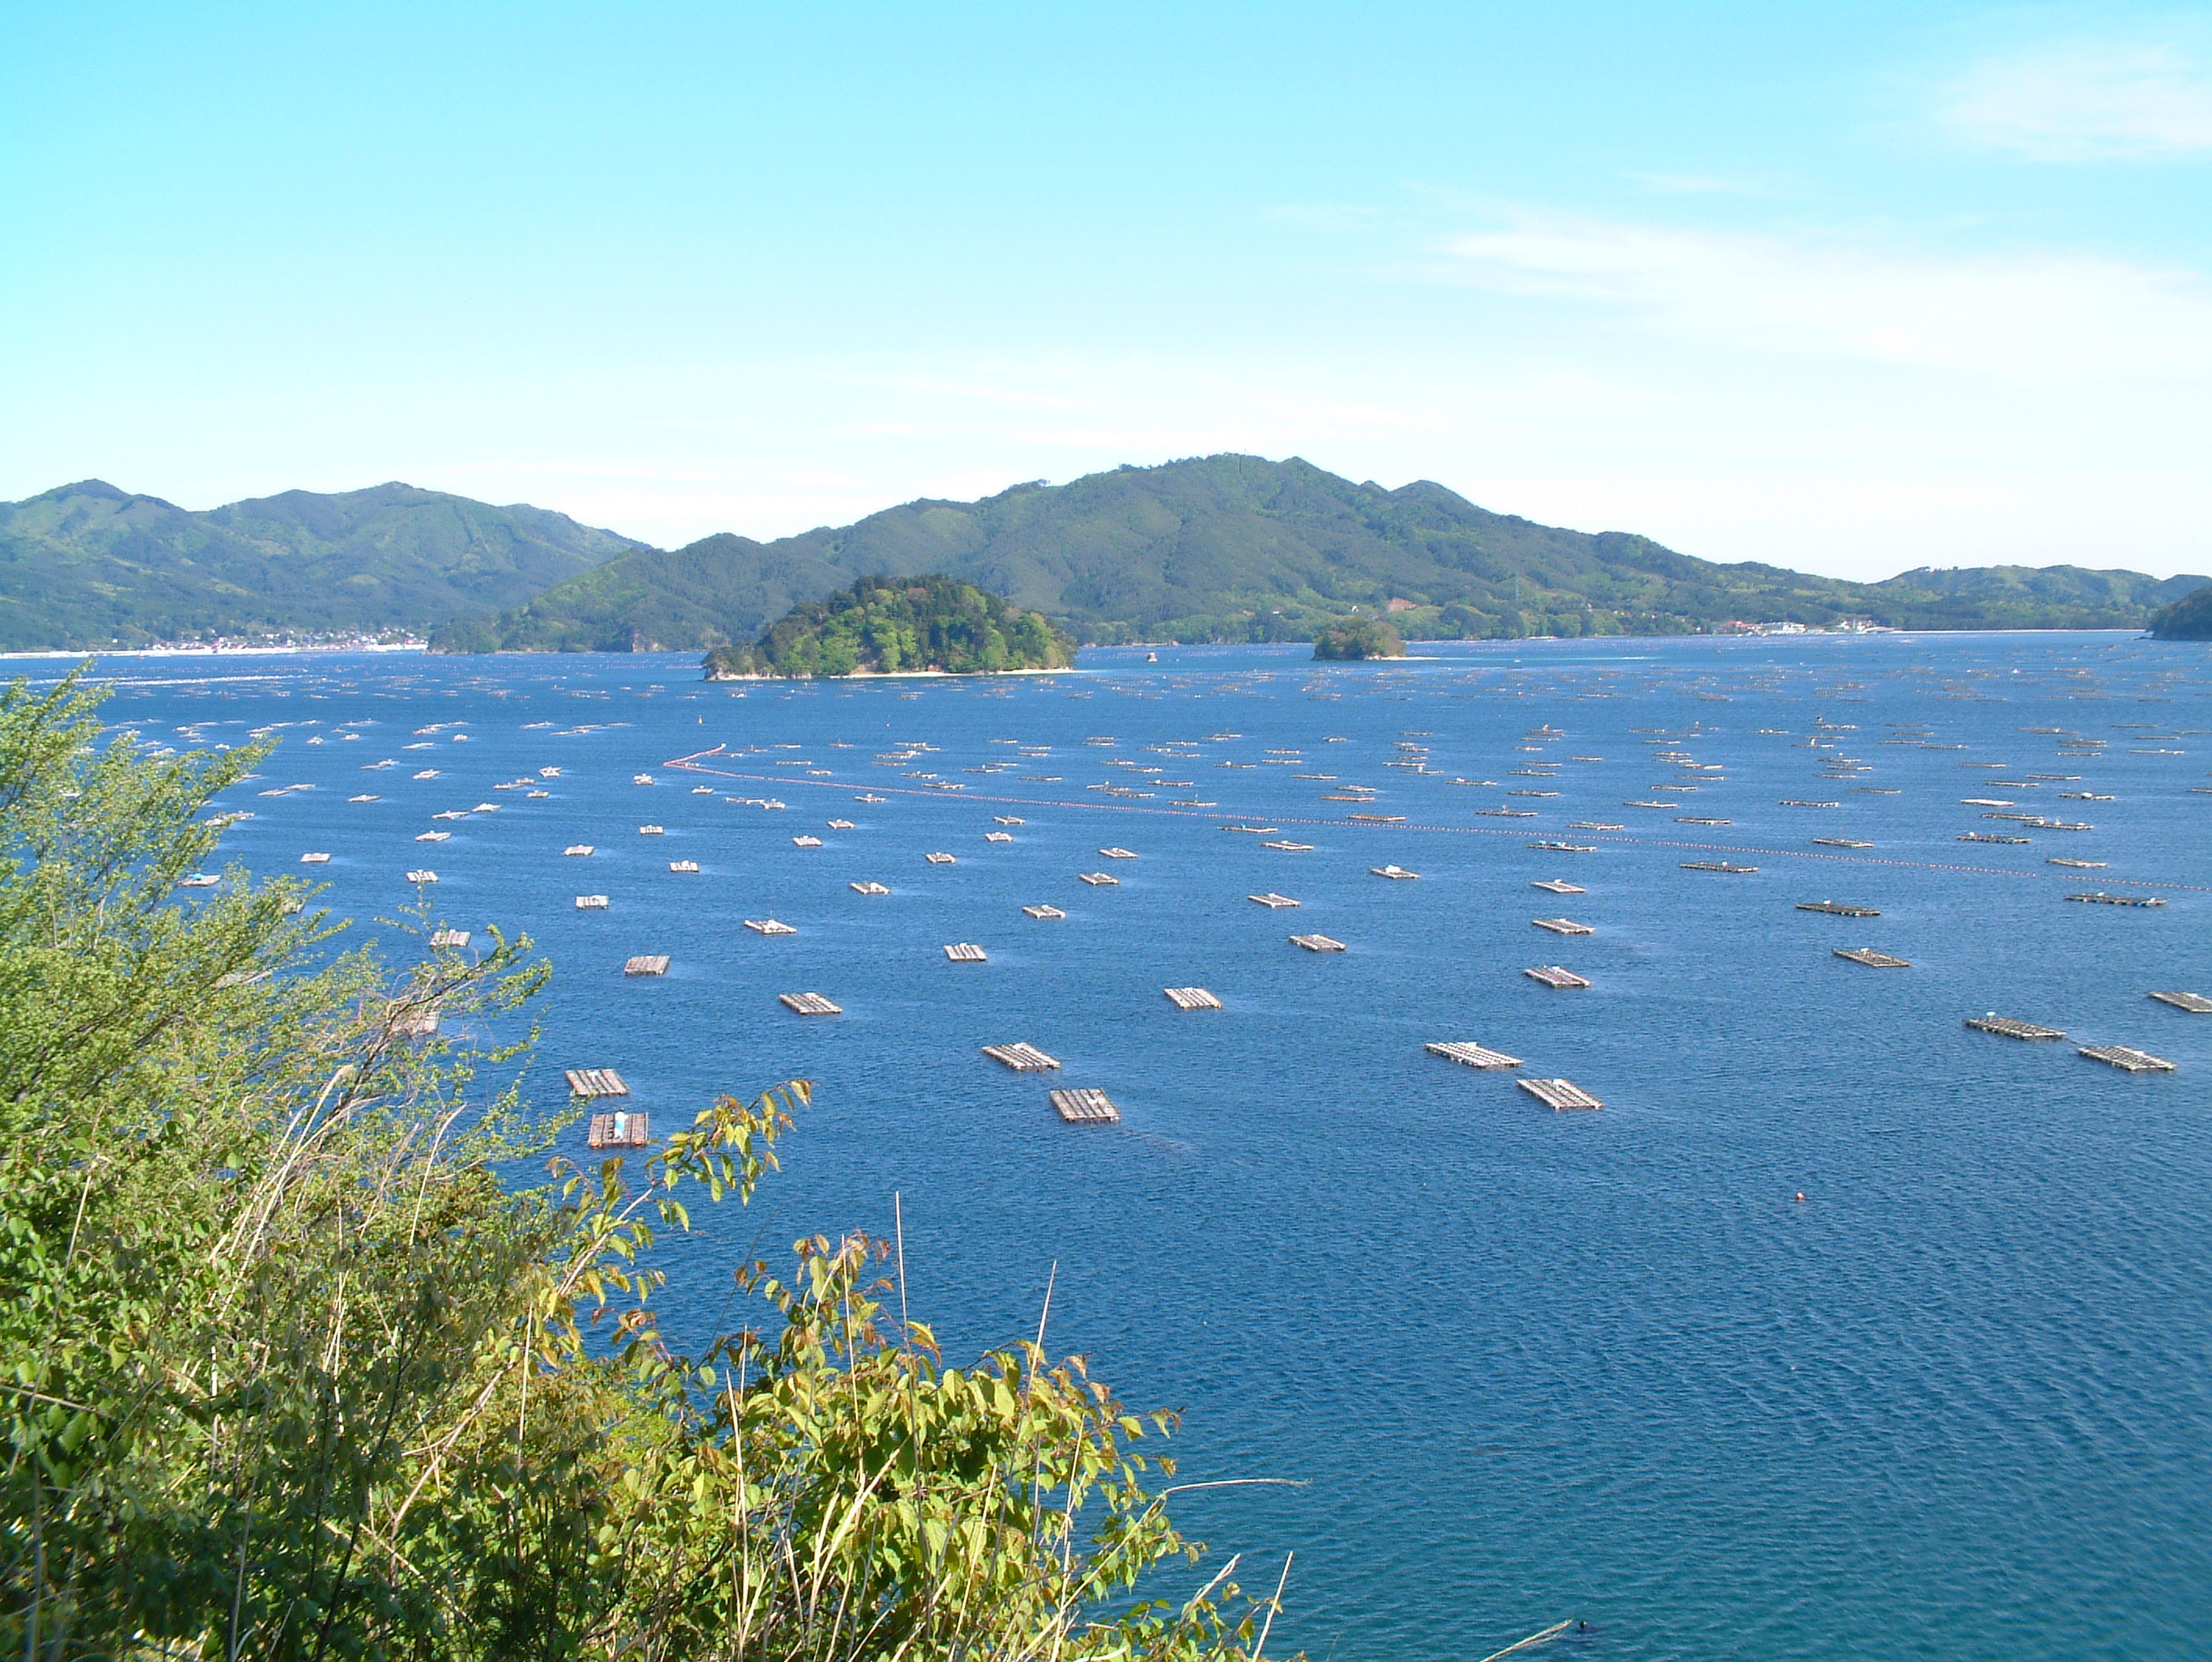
704,573,1075,678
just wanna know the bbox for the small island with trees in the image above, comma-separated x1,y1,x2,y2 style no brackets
1310,615,1406,660
2149,583,2212,640
704,573,1076,678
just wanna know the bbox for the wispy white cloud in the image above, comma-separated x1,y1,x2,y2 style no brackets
1440,212,2212,377
1939,41,2212,159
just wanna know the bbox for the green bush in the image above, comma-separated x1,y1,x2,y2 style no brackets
0,671,1275,1660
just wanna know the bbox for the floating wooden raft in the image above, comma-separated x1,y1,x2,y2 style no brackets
1100,847,1137,859
1290,933,1347,952
624,956,670,976
1163,986,1222,1010
994,815,1026,825
1959,833,2031,844
1049,1087,1119,1125
389,1008,440,1039
667,861,701,875
1531,879,1586,894
779,992,842,1015
1779,800,1841,808
828,818,855,829
2047,858,2106,868
1371,865,1420,879
1835,948,1911,968
416,831,450,843
1222,824,1278,834
985,831,1013,842
2067,892,2165,908
1965,1015,2066,1040
407,869,439,883
576,894,608,909
1525,965,1592,989
793,835,824,847
1425,1040,1522,1069
926,851,957,864
1681,861,1755,873
1675,817,1730,826
1262,840,1315,851
944,943,987,962
858,794,887,803
638,825,665,835
983,1042,1060,1071
1532,918,1594,936
1531,841,1597,853
850,881,890,894
566,1068,629,1098
2078,1045,2176,1073
300,851,330,864
1077,871,1119,886
588,1111,649,1148
1022,904,1067,918
1248,892,1300,908
565,844,594,856
1346,812,1407,822
1797,901,1880,917
1812,837,1874,849
430,929,470,949
2149,990,2212,1014
1518,1077,1603,1111
744,918,797,935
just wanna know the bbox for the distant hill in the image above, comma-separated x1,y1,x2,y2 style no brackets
704,575,1075,677
2149,584,2212,640
0,480,643,649
429,455,2209,651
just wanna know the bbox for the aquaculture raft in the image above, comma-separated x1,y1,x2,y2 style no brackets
1813,837,1875,849
778,992,842,1015
564,844,594,856
1835,948,1911,968
430,929,470,949
575,894,608,909
1425,1041,1523,1069
623,956,670,976
1531,841,1596,853
1022,904,1067,918
793,836,824,847
1247,893,1300,908
2148,990,2212,1014
1525,965,1592,989
1518,1078,1603,1111
2065,892,2165,907
638,825,665,836
1371,865,1420,879
301,851,330,864
1682,861,1756,873
1049,1088,1119,1125
587,1112,649,1148
1078,872,1120,886
1261,840,1314,851
1163,986,1222,1010
850,881,891,895
1965,1015,2066,1040
669,860,700,873
985,831,1012,842
1532,918,1594,936
2078,1045,2176,1073
1290,933,1347,952
1531,879,1586,894
565,1068,629,1098
406,869,439,884
744,918,797,935
944,943,988,962
925,852,956,865
983,1042,1060,1072
1100,847,1137,859
1797,901,1881,917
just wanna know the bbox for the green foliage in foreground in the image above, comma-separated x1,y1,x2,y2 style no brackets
1309,617,1405,661
2148,583,2212,639
0,672,1275,1660
705,575,1075,678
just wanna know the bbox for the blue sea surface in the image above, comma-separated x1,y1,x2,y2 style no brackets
42,633,2212,1660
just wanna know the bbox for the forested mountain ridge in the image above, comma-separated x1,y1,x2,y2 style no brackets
2149,583,2212,640
0,480,643,649
428,455,2207,651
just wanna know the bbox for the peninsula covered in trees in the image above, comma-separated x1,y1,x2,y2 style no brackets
704,574,1075,678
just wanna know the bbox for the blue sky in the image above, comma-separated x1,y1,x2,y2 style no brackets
5,2,2210,578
